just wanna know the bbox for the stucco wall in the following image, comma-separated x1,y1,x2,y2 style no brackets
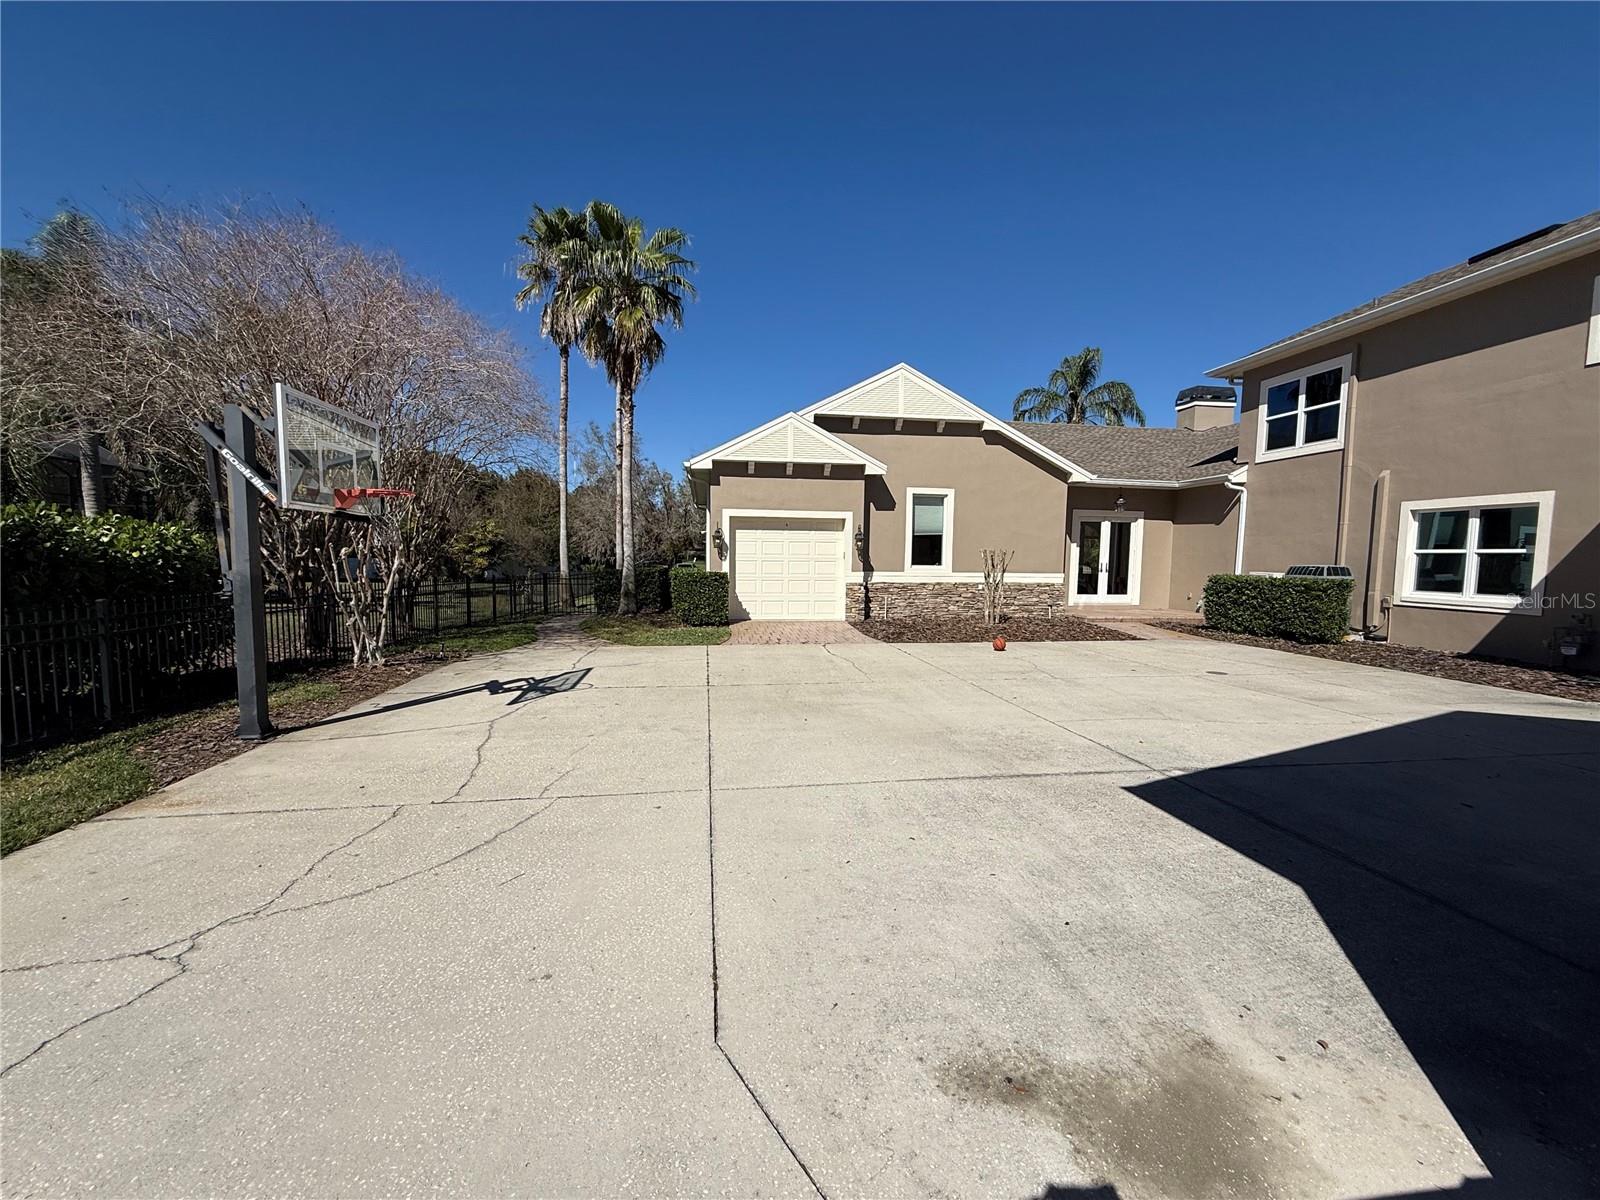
704,465,866,573
1172,485,1242,611
1237,250,1600,664
818,419,1072,575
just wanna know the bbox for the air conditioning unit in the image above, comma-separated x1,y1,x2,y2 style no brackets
1285,564,1354,578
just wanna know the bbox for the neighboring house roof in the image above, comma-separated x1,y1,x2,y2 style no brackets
1210,209,1600,378
1008,421,1239,484
684,410,888,474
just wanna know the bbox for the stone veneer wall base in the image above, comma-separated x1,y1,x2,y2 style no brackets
847,581,1067,622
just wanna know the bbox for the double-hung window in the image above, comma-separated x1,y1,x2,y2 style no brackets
1256,354,1350,462
1396,492,1554,613
905,488,954,571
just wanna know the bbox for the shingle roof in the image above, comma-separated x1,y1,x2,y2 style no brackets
1213,210,1600,375
1009,421,1238,483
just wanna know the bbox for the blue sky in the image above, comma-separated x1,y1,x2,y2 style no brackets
4,3,1596,474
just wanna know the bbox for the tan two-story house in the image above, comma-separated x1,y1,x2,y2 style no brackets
1211,211,1600,668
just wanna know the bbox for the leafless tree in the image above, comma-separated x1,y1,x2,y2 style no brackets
981,548,1014,625
1,212,180,514
105,201,548,617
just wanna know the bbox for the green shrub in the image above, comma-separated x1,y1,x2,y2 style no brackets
0,502,218,607
592,567,621,615
670,566,729,627
635,565,672,613
1202,574,1354,644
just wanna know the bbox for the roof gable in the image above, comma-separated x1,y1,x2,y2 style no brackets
799,363,983,423
799,364,1093,478
685,411,887,474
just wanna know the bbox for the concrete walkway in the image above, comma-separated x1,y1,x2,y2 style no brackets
3,633,1597,1197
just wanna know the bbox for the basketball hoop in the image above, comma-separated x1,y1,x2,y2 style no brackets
333,486,414,511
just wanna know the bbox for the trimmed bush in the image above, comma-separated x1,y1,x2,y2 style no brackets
592,567,621,616
1,502,218,607
670,566,730,627
635,565,672,613
1202,573,1354,644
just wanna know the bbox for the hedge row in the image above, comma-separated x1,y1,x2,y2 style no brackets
635,565,672,613
592,567,621,616
1202,573,1354,644
670,566,729,627
0,502,218,607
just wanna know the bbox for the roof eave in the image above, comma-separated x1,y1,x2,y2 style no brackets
1072,474,1236,490
1207,223,1600,379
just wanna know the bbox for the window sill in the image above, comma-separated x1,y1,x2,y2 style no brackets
1254,439,1345,465
1395,594,1540,617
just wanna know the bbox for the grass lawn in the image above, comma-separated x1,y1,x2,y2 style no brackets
0,721,171,857
408,618,543,656
582,613,729,646
0,620,544,857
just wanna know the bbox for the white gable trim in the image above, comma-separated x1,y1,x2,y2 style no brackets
684,411,887,474
798,363,1096,480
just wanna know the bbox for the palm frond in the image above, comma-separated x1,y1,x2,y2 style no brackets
1083,380,1144,427
1013,386,1063,421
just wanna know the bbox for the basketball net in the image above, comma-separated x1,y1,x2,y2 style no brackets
332,486,415,512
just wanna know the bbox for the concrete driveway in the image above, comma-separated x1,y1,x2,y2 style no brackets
3,625,1597,1199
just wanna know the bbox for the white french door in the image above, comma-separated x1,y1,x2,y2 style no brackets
1071,511,1142,605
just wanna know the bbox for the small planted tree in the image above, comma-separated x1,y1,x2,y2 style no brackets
981,548,1014,625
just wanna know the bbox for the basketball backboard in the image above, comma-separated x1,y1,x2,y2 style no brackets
273,384,381,515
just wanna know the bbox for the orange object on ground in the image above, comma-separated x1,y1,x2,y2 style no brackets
993,635,1007,651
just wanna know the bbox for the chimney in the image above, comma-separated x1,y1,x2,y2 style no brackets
1175,385,1237,431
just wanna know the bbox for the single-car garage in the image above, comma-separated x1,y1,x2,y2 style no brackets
729,515,847,620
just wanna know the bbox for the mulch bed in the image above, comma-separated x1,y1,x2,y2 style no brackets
852,615,1137,643
1153,622,1600,704
134,651,467,790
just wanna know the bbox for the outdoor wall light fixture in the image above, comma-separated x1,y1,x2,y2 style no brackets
853,524,866,560
712,526,727,560
1114,494,1127,511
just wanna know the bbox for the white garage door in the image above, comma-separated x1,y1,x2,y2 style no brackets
730,517,846,621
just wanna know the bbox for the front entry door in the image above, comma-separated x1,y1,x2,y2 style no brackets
1074,514,1140,604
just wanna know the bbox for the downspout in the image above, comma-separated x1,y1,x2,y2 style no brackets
1224,474,1248,574
1363,468,1391,640
1334,346,1361,566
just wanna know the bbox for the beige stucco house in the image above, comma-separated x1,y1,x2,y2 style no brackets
1210,210,1600,668
685,364,1245,623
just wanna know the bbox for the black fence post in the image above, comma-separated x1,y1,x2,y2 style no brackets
432,576,440,635
465,577,473,628
492,579,499,624
94,598,115,725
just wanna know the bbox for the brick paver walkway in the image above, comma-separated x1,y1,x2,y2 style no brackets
724,620,873,645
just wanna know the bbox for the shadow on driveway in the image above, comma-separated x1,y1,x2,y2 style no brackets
282,668,591,733
1127,712,1599,1199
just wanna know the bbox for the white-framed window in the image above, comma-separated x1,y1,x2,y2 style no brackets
1394,491,1554,614
904,487,954,571
1255,354,1351,462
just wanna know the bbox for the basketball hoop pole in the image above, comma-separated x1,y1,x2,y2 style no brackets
223,403,273,741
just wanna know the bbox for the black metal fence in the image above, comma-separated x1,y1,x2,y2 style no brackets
2,571,605,753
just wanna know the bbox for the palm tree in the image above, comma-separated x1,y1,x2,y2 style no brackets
1013,347,1144,426
571,201,696,614
515,205,592,587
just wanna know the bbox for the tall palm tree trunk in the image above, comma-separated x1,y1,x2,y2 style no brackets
557,344,571,602
613,383,624,571
77,428,104,517
618,390,638,615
